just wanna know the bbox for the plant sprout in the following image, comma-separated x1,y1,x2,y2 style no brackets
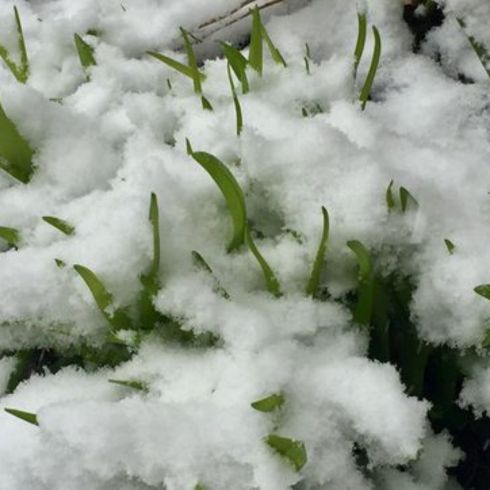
305,207,329,297
42,216,75,236
359,26,381,110
4,408,38,426
265,434,307,471
251,393,285,412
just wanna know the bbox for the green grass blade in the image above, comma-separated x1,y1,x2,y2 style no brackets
399,186,418,213
192,250,230,299
0,226,20,248
249,7,263,75
245,226,282,297
475,285,490,300
347,240,371,281
261,24,287,68
74,264,133,331
14,6,29,83
386,180,396,211
0,101,35,183
221,42,249,93
251,393,284,412
265,434,307,471
444,239,455,255
180,27,202,94
55,258,66,268
108,379,149,392
147,51,196,79
190,150,247,251
305,207,329,297
201,95,213,111
354,12,367,79
4,408,38,426
457,18,490,79
148,192,160,282
227,63,243,136
74,33,96,70
359,26,381,110
42,216,75,236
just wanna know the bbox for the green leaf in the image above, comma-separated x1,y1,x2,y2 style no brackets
305,207,329,297
360,26,381,111
457,18,490,79
42,216,75,236
201,95,213,111
6,350,36,394
54,258,66,268
249,7,264,75
74,264,133,331
4,408,38,426
0,101,35,183
386,180,395,211
74,33,96,71
251,393,284,412
399,186,418,213
261,23,287,68
347,240,372,281
180,27,203,95
221,42,249,93
0,226,19,248
0,7,29,83
265,434,307,471
245,226,282,297
227,63,243,136
190,150,247,251
108,379,149,392
147,51,198,80
354,12,367,79
475,285,490,301
444,239,455,255
192,250,230,299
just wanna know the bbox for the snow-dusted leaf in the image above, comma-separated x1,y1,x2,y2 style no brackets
0,7,29,83
0,226,19,248
74,33,96,70
265,434,307,471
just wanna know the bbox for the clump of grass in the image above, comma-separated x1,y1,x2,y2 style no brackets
42,216,75,236
0,101,35,183
265,434,307,471
359,25,382,110
0,226,20,249
189,145,281,297
386,180,418,213
4,407,38,426
0,6,29,84
251,392,284,412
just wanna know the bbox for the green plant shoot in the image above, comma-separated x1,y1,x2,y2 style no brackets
4,408,38,426
42,216,75,236
265,434,307,471
305,207,329,297
359,26,381,110
0,7,29,83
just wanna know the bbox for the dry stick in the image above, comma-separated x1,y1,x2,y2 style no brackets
195,0,286,41
198,0,258,29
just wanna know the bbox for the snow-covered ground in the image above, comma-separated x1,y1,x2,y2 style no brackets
0,0,489,488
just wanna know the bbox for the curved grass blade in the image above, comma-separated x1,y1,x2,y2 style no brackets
180,27,202,94
0,226,19,248
399,186,418,213
4,408,38,426
251,393,284,412
305,207,329,297
74,33,96,70
245,226,281,297
42,216,75,236
0,101,35,183
359,26,381,111
190,150,246,251
227,63,243,136
74,264,133,331
221,42,249,93
265,434,307,471
354,12,367,79
475,285,490,301
347,240,374,326
108,379,149,392
147,51,198,80
386,180,395,211
261,23,287,67
192,250,229,299
249,7,263,75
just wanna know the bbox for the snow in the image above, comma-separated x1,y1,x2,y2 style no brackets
0,0,489,488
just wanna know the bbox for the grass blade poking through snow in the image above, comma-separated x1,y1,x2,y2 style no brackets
359,26,381,111
0,101,35,183
138,193,161,329
227,63,243,136
386,180,396,211
457,18,490,79
249,7,264,75
192,250,230,299
190,149,246,252
399,186,418,213
189,145,281,296
261,21,287,68
74,264,133,332
475,285,490,301
265,435,307,471
42,216,75,236
4,408,38,426
251,393,284,412
305,207,329,297
354,12,367,80
74,33,96,77
0,7,29,83
0,226,20,249
444,239,456,255
347,240,374,326
108,379,149,392
221,42,249,94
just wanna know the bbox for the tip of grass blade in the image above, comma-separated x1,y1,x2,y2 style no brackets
251,393,285,412
475,284,490,301
305,206,329,297
265,434,307,472
4,408,38,426
359,25,381,111
42,216,75,236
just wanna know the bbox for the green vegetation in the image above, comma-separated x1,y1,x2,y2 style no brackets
359,26,381,110
42,216,75,236
4,407,38,426
251,393,285,412
74,33,96,75
265,434,307,471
